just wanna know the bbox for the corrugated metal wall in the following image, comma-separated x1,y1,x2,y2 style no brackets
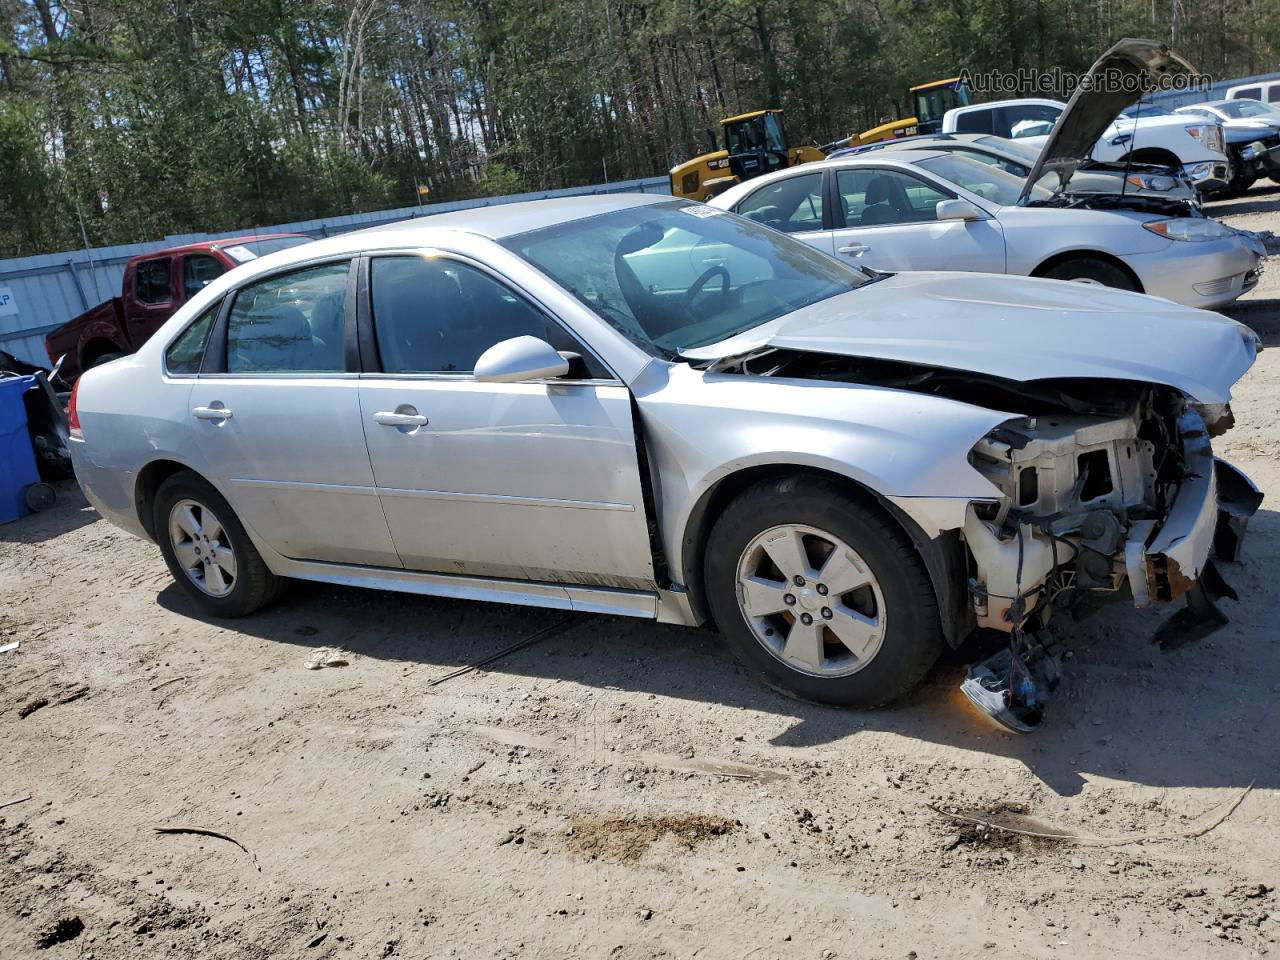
0,175,670,365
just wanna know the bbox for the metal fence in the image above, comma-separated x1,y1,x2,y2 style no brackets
0,175,670,366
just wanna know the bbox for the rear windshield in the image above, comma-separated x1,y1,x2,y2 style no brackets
221,237,313,263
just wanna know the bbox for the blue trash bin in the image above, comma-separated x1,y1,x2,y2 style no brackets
0,374,41,525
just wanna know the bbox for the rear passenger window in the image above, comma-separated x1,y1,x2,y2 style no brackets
165,301,220,375
370,257,600,376
226,262,348,374
1233,87,1262,101
135,259,172,304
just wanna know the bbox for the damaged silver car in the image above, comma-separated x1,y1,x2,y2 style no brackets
68,195,1261,728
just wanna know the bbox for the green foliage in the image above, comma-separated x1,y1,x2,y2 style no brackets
0,0,1277,256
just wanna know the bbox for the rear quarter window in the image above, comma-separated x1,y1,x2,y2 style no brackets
165,300,221,375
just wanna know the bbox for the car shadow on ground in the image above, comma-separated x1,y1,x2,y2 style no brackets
0,482,100,544
1223,300,1280,346
1205,182,1280,218
155,507,1280,799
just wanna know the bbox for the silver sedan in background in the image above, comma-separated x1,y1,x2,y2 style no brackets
68,195,1260,728
709,151,1262,308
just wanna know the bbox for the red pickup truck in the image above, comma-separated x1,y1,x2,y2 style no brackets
45,234,311,381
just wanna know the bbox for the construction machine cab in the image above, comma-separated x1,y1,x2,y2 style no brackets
911,77,970,135
669,109,824,201
722,110,790,180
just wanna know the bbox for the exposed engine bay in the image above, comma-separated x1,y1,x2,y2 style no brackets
719,348,1263,731
1026,191,1196,217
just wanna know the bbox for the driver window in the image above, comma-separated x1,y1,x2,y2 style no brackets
734,172,824,233
370,256,603,377
836,169,949,227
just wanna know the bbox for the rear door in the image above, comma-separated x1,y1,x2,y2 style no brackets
828,167,1006,273
187,258,400,567
356,253,656,589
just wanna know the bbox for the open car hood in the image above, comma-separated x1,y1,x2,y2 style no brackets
680,272,1258,404
1017,38,1201,204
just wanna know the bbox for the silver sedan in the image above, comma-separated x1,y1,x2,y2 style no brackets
709,150,1262,308
69,195,1260,724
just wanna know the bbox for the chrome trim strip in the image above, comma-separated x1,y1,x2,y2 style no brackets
374,486,635,511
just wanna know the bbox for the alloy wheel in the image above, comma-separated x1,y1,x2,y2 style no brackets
734,523,886,677
168,498,238,598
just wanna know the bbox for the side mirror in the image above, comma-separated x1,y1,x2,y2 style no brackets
936,198,983,222
474,336,570,383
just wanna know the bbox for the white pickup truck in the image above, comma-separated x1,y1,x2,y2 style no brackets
942,97,1230,192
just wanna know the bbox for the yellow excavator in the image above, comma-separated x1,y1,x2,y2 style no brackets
670,78,969,201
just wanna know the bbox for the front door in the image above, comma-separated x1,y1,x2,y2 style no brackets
829,167,1006,273
357,254,656,589
188,258,400,567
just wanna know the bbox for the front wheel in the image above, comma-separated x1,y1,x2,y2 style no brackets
703,476,942,708
153,470,282,617
1039,257,1139,292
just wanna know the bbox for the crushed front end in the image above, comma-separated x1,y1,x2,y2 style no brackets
961,385,1261,729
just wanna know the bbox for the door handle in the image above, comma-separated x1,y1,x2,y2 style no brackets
838,243,870,256
192,405,232,421
373,411,429,427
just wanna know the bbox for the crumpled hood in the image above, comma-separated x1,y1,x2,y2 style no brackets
1020,38,1201,203
681,272,1259,404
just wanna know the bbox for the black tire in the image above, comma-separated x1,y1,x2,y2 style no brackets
152,470,282,617
1039,256,1139,292
24,483,55,512
703,476,942,708
89,352,126,368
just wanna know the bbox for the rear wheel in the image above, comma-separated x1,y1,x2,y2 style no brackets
89,351,125,368
152,471,281,617
1039,256,1139,292
704,476,942,708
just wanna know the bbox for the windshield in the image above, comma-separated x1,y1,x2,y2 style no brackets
1216,100,1279,119
221,236,312,263
503,201,871,357
916,153,1051,204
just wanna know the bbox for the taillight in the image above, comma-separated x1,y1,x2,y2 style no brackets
68,379,82,439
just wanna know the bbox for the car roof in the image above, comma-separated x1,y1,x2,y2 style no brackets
828,133,987,158
354,193,671,243
825,149,950,166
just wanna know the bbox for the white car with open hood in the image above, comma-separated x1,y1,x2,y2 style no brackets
68,194,1261,731
708,147,1261,308
942,39,1231,193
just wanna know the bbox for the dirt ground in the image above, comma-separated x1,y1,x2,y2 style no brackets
3,189,1280,960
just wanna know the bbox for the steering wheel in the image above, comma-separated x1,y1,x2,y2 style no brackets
682,265,731,309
